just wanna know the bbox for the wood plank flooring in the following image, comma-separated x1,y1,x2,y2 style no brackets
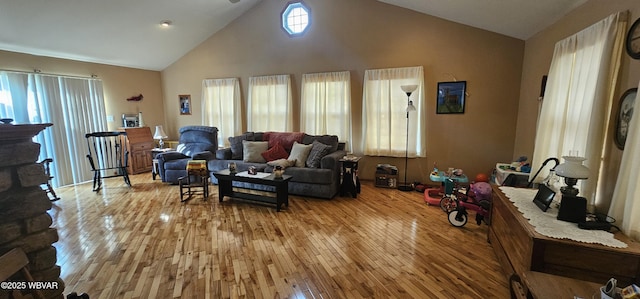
49,174,509,298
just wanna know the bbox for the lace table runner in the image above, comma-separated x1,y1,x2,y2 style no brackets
234,171,272,179
499,186,627,248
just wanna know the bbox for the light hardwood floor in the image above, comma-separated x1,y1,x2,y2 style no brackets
50,174,509,298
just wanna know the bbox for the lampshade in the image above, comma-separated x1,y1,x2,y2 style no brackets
401,84,418,95
555,156,590,179
153,125,168,140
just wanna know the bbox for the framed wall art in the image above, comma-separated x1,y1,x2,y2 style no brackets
179,94,191,115
614,88,637,150
436,81,466,114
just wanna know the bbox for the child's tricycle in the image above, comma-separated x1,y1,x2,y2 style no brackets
441,179,492,227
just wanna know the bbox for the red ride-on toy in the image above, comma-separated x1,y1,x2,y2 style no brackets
442,180,492,227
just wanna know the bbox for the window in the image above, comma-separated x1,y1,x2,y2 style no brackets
362,66,425,157
247,74,293,132
301,71,351,150
532,12,626,206
0,71,108,187
202,78,241,147
282,1,310,36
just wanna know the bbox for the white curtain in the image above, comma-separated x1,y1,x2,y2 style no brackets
247,74,292,132
530,12,627,205
202,78,241,147
301,71,351,150
0,72,29,122
361,66,425,157
609,81,640,240
0,71,107,187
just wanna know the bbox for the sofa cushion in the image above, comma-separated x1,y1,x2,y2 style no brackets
243,141,268,163
263,132,305,152
302,134,339,153
261,142,288,161
288,141,313,167
280,167,334,184
228,132,254,160
267,158,297,169
306,140,333,168
209,159,268,173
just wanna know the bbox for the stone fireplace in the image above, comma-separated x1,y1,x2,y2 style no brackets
0,123,64,299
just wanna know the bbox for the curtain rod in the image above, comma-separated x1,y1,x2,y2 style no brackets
0,68,99,80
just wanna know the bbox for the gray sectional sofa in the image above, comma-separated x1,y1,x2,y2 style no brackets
208,132,346,199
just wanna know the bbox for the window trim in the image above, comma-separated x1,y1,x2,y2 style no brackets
281,1,310,37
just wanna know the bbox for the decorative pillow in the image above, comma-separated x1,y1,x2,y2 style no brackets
261,142,288,162
242,140,268,163
228,132,254,160
267,158,297,169
287,141,313,167
305,140,333,168
263,132,305,152
302,134,339,153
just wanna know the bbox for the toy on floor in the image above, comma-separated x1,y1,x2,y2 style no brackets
424,164,468,206
443,180,492,227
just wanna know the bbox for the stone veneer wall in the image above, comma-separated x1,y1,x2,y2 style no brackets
0,123,64,299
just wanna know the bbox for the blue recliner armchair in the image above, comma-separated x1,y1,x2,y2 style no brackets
157,126,218,184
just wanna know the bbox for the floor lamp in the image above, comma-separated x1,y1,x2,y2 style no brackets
398,84,417,191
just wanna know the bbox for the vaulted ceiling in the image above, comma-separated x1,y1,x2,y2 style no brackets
0,0,587,71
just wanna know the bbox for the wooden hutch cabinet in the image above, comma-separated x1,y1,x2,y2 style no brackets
124,127,154,174
489,185,640,288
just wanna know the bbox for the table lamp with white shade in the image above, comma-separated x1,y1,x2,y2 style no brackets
153,125,168,149
554,155,590,223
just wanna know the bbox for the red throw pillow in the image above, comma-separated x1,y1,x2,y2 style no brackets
261,142,288,162
263,132,304,152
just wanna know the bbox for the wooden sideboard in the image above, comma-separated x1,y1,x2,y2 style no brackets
489,185,640,286
124,127,154,174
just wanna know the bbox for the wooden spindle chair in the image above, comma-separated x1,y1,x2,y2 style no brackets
39,158,60,201
85,131,131,192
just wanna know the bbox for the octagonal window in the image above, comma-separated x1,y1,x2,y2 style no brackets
282,1,310,36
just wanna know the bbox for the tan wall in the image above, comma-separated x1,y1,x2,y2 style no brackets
0,50,165,133
515,0,640,211
162,0,525,183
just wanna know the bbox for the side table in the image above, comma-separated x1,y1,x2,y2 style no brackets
340,156,361,198
151,148,174,180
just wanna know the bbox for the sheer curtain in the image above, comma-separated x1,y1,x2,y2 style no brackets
609,80,640,240
530,12,627,205
202,78,241,147
0,72,29,122
361,66,425,157
0,71,107,186
247,74,292,132
301,71,351,150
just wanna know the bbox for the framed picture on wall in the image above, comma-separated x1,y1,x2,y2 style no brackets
436,81,466,114
614,88,637,150
179,94,191,115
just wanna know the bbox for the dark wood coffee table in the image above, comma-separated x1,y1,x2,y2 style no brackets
213,169,292,211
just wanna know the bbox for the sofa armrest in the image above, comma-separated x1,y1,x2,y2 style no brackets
192,151,215,161
320,150,347,171
156,151,189,162
216,148,232,160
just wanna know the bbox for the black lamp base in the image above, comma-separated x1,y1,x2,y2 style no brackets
398,184,413,192
557,195,587,223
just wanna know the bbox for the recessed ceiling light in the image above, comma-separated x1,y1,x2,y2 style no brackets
160,20,172,27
